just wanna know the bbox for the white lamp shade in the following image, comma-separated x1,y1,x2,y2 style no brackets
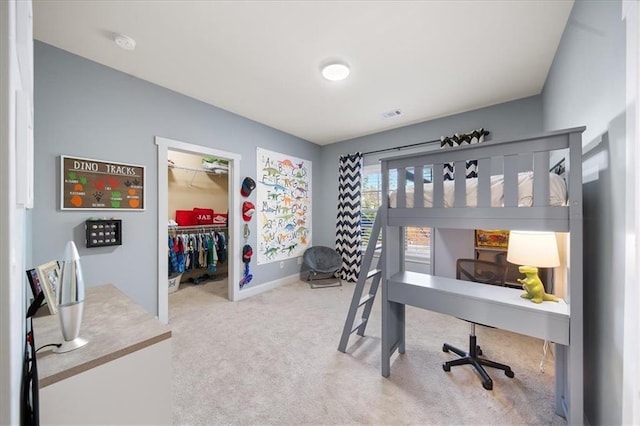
506,231,560,268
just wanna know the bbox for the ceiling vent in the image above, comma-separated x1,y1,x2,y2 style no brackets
381,109,402,119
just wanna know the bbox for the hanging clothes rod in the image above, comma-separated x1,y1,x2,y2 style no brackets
169,224,227,231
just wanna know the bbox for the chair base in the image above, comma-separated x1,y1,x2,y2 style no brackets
442,334,514,391
307,271,342,289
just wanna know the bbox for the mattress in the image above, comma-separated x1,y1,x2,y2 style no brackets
389,171,567,208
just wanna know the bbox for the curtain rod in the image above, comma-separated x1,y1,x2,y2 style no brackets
361,130,490,156
362,138,440,156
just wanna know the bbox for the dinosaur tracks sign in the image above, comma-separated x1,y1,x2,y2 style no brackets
60,155,145,211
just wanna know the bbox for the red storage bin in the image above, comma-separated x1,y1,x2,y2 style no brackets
175,210,197,226
193,208,214,225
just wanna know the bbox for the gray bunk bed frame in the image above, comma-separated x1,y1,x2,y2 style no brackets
379,126,585,425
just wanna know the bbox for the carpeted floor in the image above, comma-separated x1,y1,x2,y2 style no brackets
168,278,567,425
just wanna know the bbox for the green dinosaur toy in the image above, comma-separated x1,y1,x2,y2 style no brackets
517,265,559,304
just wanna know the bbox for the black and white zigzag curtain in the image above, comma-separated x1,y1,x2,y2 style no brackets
441,128,488,180
335,152,363,282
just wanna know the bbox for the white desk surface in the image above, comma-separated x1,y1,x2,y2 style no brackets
387,271,569,345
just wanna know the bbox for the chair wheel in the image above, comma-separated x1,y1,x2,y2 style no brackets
442,345,449,353
477,346,483,356
442,363,450,372
505,370,515,378
482,380,493,391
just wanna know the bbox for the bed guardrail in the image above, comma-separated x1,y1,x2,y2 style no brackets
381,127,584,232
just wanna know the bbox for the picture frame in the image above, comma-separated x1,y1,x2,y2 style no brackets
36,261,60,315
26,268,42,298
60,155,146,211
475,229,510,249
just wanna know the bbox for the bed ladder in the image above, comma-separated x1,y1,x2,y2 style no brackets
338,207,383,353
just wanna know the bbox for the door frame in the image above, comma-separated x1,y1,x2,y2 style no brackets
623,0,640,423
156,137,241,323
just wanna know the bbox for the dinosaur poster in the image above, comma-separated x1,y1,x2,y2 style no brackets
256,148,311,265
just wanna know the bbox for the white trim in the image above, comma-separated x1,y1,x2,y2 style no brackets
1,1,31,423
155,136,241,324
15,90,33,208
235,273,301,301
0,2,14,422
623,1,640,424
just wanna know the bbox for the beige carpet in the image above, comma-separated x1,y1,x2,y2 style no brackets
168,279,566,425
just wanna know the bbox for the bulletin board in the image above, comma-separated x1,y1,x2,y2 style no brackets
60,155,145,210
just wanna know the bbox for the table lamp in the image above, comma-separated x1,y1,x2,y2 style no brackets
506,230,560,303
54,241,89,353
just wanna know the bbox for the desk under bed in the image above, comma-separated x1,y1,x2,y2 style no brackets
379,126,584,425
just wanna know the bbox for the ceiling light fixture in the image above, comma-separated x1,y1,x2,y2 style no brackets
321,63,350,81
113,33,136,51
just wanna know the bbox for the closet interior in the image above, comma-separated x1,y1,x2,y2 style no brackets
167,150,229,296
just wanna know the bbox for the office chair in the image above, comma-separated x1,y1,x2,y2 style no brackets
442,259,515,390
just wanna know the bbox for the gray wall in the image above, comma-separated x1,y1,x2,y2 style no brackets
542,1,626,424
33,42,321,314
315,95,544,249
432,229,475,279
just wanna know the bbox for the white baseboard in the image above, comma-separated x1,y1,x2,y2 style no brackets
235,273,300,300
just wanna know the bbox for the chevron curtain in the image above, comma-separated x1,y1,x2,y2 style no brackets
441,128,487,180
335,152,363,282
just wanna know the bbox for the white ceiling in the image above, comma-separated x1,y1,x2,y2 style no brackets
32,1,573,145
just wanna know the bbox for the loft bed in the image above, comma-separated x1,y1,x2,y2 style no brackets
379,127,584,424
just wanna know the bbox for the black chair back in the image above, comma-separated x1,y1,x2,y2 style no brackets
456,259,507,286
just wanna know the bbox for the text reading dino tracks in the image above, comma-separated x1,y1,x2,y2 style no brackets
61,155,145,211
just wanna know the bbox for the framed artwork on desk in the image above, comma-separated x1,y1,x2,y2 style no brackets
35,261,60,315
26,268,42,297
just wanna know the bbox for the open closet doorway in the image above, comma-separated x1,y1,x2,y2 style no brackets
156,137,241,324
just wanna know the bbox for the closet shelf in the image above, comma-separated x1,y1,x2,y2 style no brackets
168,164,228,175
168,163,227,187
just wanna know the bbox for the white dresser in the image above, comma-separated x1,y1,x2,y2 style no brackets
34,284,172,425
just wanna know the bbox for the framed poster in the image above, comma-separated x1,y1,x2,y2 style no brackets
60,155,145,210
256,148,311,265
475,229,510,249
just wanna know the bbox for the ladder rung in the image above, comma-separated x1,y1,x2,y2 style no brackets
358,293,375,307
338,207,382,353
351,318,367,333
367,269,382,279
